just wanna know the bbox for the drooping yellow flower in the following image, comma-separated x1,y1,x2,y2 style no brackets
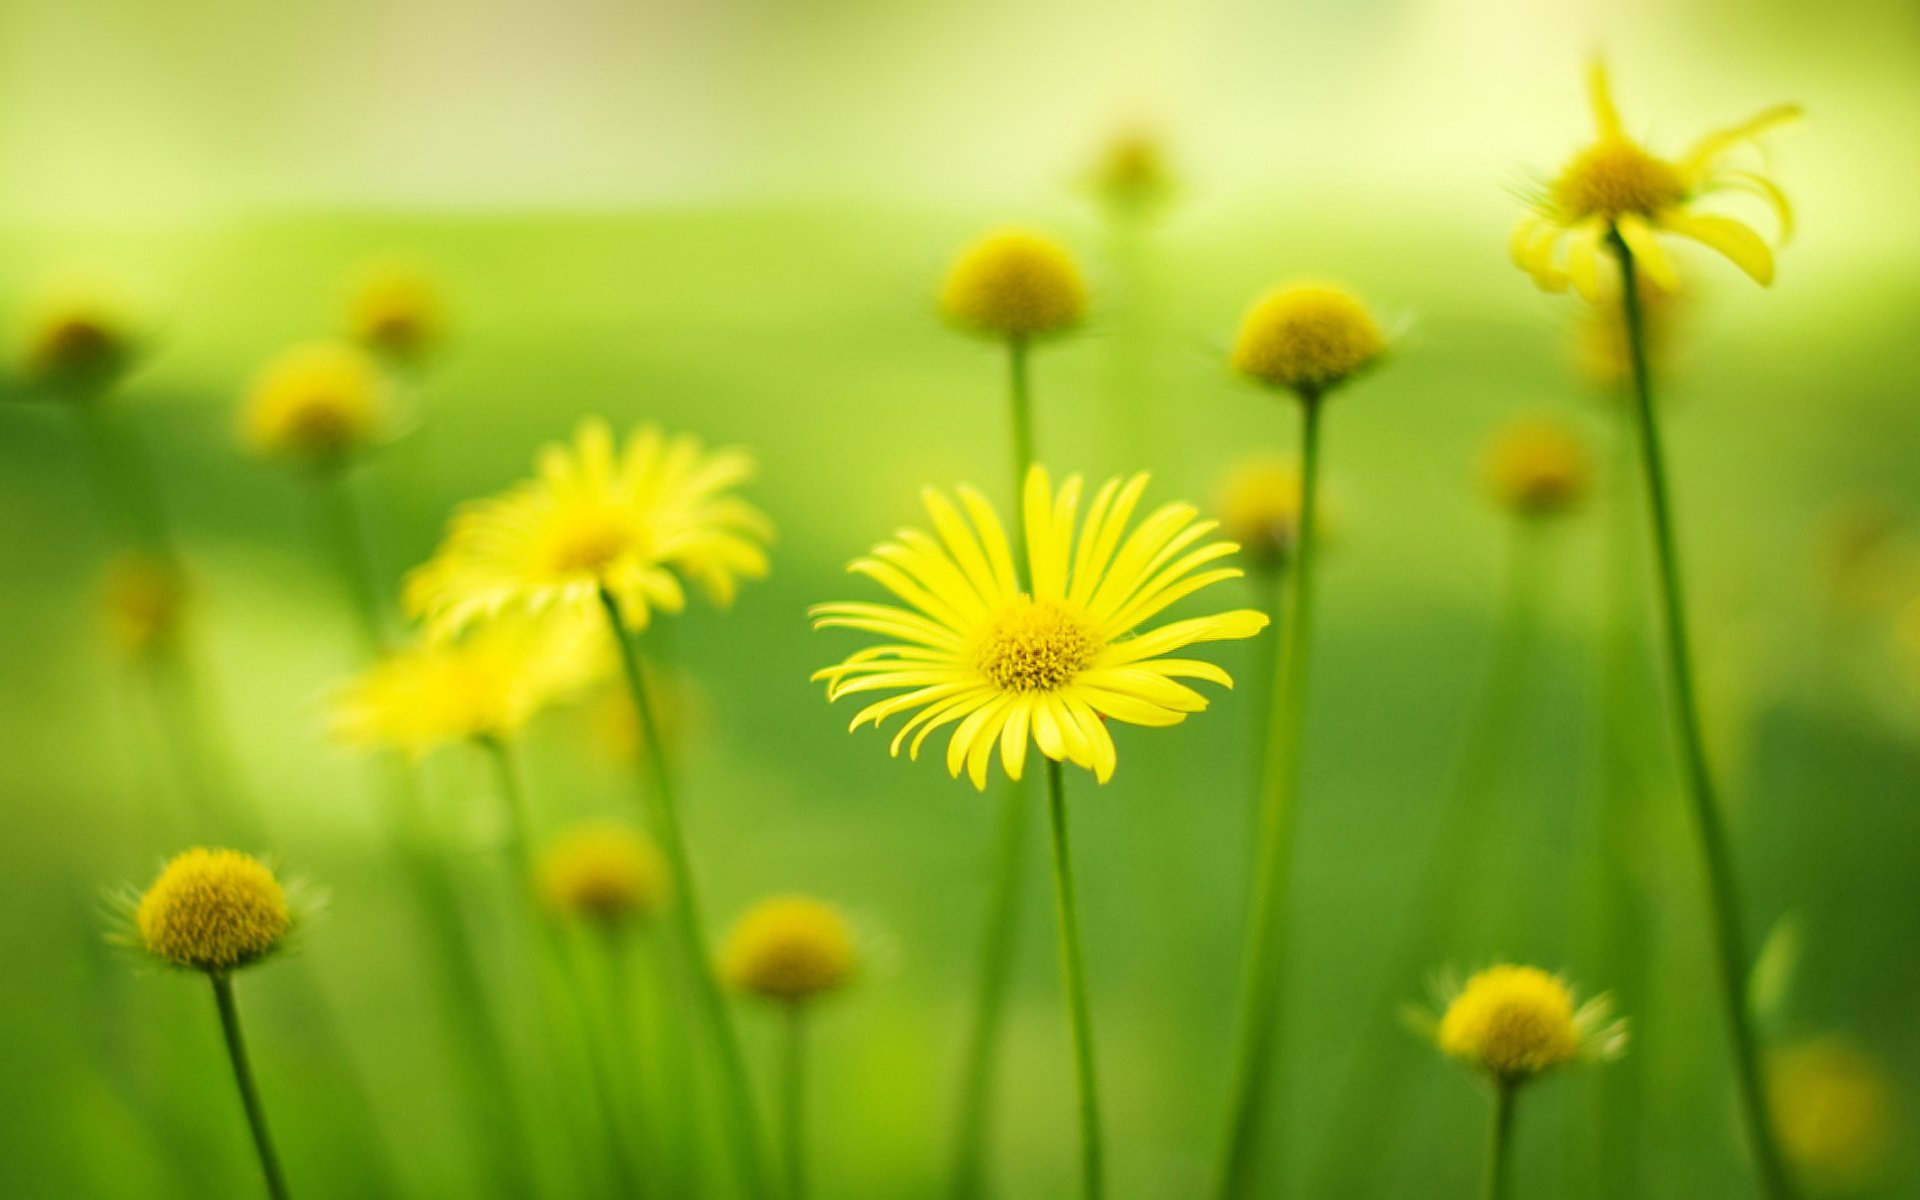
721,896,857,1004
101,553,189,658
1230,282,1385,397
538,821,669,925
135,849,291,973
940,230,1088,338
813,466,1269,790
19,287,141,395
1434,965,1626,1085
1769,1037,1899,1191
1482,417,1592,519
348,258,445,363
406,419,772,637
330,614,604,756
241,341,390,468
1514,63,1798,301
1216,456,1313,571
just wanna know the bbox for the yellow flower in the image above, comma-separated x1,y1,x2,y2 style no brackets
1514,62,1798,300
1481,417,1592,519
1230,282,1385,397
1087,126,1174,218
135,849,291,973
241,341,390,468
19,287,141,395
538,822,669,925
721,896,856,1004
1435,965,1626,1085
101,553,189,658
813,466,1269,790
348,258,445,363
1216,456,1314,570
406,419,772,637
940,230,1088,338
1770,1038,1899,1191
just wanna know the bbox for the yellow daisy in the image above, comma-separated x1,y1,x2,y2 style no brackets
406,419,772,637
1513,62,1798,300
813,466,1269,790
330,614,604,756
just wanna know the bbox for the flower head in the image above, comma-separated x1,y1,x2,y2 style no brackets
1482,417,1592,519
537,822,669,925
18,286,142,396
721,895,856,1004
813,466,1269,789
406,419,772,637
1433,964,1626,1085
330,615,604,756
940,230,1087,339
1770,1038,1899,1191
1514,62,1798,300
241,341,390,469
134,849,291,973
1087,127,1175,218
101,553,189,658
1216,456,1312,571
349,258,445,363
1230,282,1385,397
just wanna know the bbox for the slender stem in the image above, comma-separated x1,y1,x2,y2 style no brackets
479,736,539,889
1044,760,1104,1200
946,330,1042,1199
1612,232,1797,1200
1218,390,1325,1199
783,1004,809,1200
599,589,771,1200
211,974,291,1200
310,470,388,658
1485,1082,1517,1200
73,398,173,554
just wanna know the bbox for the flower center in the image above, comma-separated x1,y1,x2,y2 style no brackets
1551,136,1686,220
974,599,1097,693
544,507,636,575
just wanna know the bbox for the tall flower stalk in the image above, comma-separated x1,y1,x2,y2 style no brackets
1044,759,1103,1199
1215,282,1385,1198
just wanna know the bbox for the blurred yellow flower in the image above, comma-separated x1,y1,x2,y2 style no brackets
241,341,390,468
1770,1037,1899,1192
1216,456,1312,570
1481,416,1592,519
100,553,188,658
1435,965,1625,1085
348,258,445,363
538,822,669,925
1514,63,1798,300
136,849,290,973
19,287,142,395
406,419,772,637
1230,282,1385,397
722,895,856,1004
940,230,1087,338
331,614,604,756
1087,126,1174,218
813,466,1268,789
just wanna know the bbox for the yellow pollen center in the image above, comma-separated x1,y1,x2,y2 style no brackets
1551,136,1687,220
545,508,636,575
974,600,1097,693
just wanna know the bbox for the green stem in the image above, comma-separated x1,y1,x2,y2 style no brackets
73,398,174,554
599,589,771,1200
479,736,539,890
1218,390,1325,1199
1485,1082,1517,1200
211,974,291,1200
1045,760,1104,1200
1612,232,1796,1200
783,1004,809,1200
1007,336,1034,534
310,470,388,658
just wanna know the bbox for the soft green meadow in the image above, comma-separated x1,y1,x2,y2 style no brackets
1,193,1917,1200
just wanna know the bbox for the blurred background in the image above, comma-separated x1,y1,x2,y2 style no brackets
1,0,1917,1196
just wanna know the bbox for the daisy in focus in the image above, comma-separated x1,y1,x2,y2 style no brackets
406,419,772,637
330,614,604,757
813,466,1269,790
1513,62,1798,300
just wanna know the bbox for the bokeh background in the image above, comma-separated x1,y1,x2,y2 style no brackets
2,0,1918,1196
